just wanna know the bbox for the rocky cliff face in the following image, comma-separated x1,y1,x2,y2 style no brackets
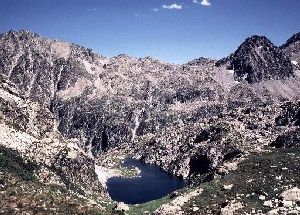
281,32,300,69
0,74,104,197
216,35,294,83
1,30,300,205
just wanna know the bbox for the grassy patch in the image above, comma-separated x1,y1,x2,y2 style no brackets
181,147,300,214
117,166,140,177
127,196,170,215
0,145,37,181
0,170,107,215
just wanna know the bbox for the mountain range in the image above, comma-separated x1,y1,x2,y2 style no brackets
0,30,299,214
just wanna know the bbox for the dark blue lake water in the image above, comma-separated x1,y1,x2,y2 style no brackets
107,158,184,204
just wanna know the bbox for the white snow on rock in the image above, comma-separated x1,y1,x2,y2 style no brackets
291,60,298,65
263,200,273,207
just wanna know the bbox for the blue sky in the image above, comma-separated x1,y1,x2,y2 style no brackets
0,0,299,63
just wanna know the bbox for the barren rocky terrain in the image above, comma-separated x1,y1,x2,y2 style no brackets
0,30,299,214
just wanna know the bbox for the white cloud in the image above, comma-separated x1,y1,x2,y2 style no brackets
193,0,211,6
151,8,159,12
162,4,183,10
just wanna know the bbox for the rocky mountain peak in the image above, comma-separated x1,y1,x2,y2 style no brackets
281,32,300,67
1,29,40,40
281,32,300,49
243,35,272,47
186,57,215,67
217,35,294,83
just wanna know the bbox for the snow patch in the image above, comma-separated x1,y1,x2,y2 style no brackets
291,60,298,65
223,184,234,190
133,166,141,176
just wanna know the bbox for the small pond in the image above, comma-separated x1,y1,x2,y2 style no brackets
107,158,185,204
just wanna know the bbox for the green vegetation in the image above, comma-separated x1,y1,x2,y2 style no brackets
0,167,107,214
117,166,140,178
181,147,300,214
0,145,37,181
48,164,86,196
0,145,109,215
127,196,170,215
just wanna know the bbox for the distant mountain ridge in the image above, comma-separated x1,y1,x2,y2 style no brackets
216,35,296,83
0,29,300,161
281,32,300,68
281,32,300,49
